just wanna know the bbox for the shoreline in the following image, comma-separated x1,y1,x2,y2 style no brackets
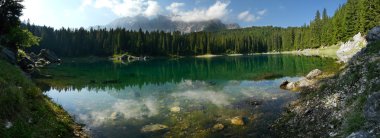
262,45,340,59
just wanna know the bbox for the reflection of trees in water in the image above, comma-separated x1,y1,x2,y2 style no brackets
37,55,339,91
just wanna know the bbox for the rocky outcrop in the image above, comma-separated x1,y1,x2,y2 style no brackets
0,46,16,64
112,54,149,63
18,49,61,70
337,33,368,63
366,26,380,43
273,28,380,137
306,69,323,79
280,69,323,91
141,124,169,133
38,49,61,63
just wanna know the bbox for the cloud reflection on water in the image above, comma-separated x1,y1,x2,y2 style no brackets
78,98,159,127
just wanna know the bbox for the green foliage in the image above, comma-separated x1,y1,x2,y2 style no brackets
7,28,40,48
0,0,39,61
344,110,365,134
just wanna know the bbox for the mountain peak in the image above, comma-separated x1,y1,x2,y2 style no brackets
106,15,240,33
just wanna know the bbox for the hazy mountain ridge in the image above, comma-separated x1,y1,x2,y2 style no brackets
105,15,240,33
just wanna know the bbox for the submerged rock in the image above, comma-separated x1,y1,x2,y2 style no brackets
141,124,169,133
230,97,263,110
231,116,245,126
213,123,224,130
170,106,181,113
110,112,124,120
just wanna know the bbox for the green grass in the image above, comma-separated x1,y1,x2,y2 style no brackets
0,59,82,137
366,41,380,54
344,111,365,134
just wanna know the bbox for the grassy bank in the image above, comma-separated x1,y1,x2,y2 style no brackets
0,59,86,137
263,45,340,59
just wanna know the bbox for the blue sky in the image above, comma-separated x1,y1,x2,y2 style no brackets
21,0,347,29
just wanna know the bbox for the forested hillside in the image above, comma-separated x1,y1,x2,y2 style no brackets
25,0,380,57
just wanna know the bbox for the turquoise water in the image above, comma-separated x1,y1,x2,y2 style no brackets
37,55,340,137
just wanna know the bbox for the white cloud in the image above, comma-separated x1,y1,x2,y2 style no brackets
166,2,185,13
238,9,267,22
87,0,160,17
21,0,44,22
257,9,267,16
79,0,93,11
170,1,230,22
144,1,160,17
238,11,260,22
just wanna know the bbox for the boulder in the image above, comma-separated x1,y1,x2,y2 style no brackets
306,69,323,79
364,92,380,123
280,81,296,90
110,112,124,120
29,52,39,62
141,124,169,133
35,58,50,67
169,106,181,113
0,47,16,64
366,26,380,43
231,116,245,126
38,49,61,63
280,80,290,89
297,79,314,88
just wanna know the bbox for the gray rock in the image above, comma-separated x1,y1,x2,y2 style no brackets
366,26,380,43
0,47,16,64
306,69,323,79
364,92,380,123
337,33,367,63
29,52,39,62
346,130,372,138
38,49,61,63
141,124,169,133
280,80,297,90
110,112,124,120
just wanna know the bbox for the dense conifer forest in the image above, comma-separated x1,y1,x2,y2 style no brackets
25,0,380,57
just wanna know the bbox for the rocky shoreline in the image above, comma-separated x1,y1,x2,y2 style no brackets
272,26,380,137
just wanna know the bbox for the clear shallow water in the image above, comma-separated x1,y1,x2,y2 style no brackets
36,55,340,137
